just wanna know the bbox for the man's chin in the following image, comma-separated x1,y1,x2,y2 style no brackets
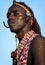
10,30,15,33
10,29,18,33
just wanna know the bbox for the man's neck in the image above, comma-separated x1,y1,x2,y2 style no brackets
16,24,31,41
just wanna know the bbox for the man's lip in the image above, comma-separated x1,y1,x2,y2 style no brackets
9,23,15,26
9,21,15,24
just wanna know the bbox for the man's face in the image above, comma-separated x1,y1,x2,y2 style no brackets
7,5,27,33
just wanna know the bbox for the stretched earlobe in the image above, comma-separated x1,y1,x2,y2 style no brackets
25,16,30,24
28,18,33,26
31,19,33,25
26,16,30,21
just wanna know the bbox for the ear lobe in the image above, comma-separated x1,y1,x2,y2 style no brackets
26,16,33,25
31,19,33,25
27,17,33,26
26,16,30,21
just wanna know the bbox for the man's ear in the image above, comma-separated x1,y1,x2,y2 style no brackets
27,17,33,25
26,16,33,25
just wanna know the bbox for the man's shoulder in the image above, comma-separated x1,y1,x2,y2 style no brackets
32,35,45,43
30,35,45,49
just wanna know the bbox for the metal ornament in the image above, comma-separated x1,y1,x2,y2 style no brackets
13,0,16,4
3,21,9,28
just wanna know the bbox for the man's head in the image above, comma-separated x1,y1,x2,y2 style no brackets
7,2,41,34
7,4,27,33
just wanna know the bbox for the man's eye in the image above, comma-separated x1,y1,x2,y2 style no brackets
13,11,18,16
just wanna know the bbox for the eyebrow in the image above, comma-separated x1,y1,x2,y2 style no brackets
12,10,17,13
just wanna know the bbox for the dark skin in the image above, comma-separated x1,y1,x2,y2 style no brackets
7,5,31,40
28,35,45,65
7,5,45,65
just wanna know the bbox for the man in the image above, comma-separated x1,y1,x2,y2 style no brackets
7,1,45,65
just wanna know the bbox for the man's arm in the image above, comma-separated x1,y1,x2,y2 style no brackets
31,35,45,65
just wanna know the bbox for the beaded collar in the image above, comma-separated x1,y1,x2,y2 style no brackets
16,30,38,65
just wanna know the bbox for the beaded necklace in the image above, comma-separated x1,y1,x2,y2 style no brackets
16,30,38,65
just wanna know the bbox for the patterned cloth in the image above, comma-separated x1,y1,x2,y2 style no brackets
16,30,38,65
